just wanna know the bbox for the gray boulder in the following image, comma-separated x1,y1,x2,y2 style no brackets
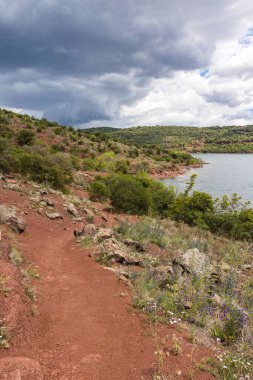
66,203,79,217
101,237,142,266
45,212,63,220
95,228,114,242
108,250,142,266
173,248,210,275
0,205,26,233
74,223,96,237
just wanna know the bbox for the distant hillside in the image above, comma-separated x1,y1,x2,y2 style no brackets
0,109,200,189
86,125,253,153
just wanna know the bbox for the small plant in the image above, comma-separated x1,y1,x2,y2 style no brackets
152,376,168,380
9,247,23,267
189,325,197,344
23,266,40,279
31,305,39,317
25,286,36,302
211,303,246,344
117,218,168,248
153,349,166,379
96,251,111,267
171,336,182,356
85,214,94,223
80,236,94,248
206,352,253,380
0,275,11,297
0,326,9,349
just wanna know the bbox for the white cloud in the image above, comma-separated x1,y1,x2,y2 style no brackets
1,0,253,127
104,26,253,128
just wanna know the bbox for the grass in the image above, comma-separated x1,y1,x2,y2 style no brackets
171,336,182,356
9,247,23,267
0,275,11,297
116,218,168,248
22,266,40,279
80,236,94,248
113,217,253,352
31,305,39,317
0,326,9,349
96,251,112,266
25,286,36,302
189,326,197,344
199,353,253,380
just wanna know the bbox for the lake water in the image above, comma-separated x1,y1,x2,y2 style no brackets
161,154,253,203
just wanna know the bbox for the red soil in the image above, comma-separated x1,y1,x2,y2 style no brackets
0,186,215,380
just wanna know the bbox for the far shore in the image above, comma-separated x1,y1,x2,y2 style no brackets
150,161,204,180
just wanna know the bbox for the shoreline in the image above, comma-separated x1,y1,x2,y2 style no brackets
149,162,203,180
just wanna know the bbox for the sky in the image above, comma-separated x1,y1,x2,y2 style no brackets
1,0,253,128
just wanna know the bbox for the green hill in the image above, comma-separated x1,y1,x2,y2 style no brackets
86,125,253,153
0,109,200,190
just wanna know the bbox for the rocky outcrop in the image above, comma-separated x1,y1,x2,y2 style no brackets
108,250,142,266
45,212,63,220
0,205,26,233
81,206,94,219
95,228,114,242
66,203,79,218
74,224,96,237
173,248,210,276
101,237,142,266
123,239,145,252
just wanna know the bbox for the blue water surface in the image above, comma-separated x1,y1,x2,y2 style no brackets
161,154,253,203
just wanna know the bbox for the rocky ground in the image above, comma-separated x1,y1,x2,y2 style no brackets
0,174,218,379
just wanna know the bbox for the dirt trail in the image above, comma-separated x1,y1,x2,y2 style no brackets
0,188,215,380
3,210,156,379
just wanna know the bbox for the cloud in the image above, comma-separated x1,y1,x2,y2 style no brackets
0,0,253,126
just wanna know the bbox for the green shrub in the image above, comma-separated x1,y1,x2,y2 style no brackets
17,129,35,146
172,191,214,227
105,174,152,215
0,145,22,173
117,218,168,248
83,158,95,170
90,180,110,201
115,159,129,174
149,181,176,216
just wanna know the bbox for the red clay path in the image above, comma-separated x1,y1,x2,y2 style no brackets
0,187,215,380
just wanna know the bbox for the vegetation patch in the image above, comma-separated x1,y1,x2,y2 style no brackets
0,275,11,297
9,247,23,267
86,125,253,153
0,326,9,349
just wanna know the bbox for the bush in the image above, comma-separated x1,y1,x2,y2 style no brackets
17,129,35,146
0,140,73,190
0,146,21,173
18,149,73,190
205,209,253,241
90,180,110,201
115,160,129,174
105,174,152,215
172,191,214,227
149,181,176,216
83,158,95,170
90,174,177,216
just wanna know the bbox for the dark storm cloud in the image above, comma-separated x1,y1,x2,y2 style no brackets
0,0,245,124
